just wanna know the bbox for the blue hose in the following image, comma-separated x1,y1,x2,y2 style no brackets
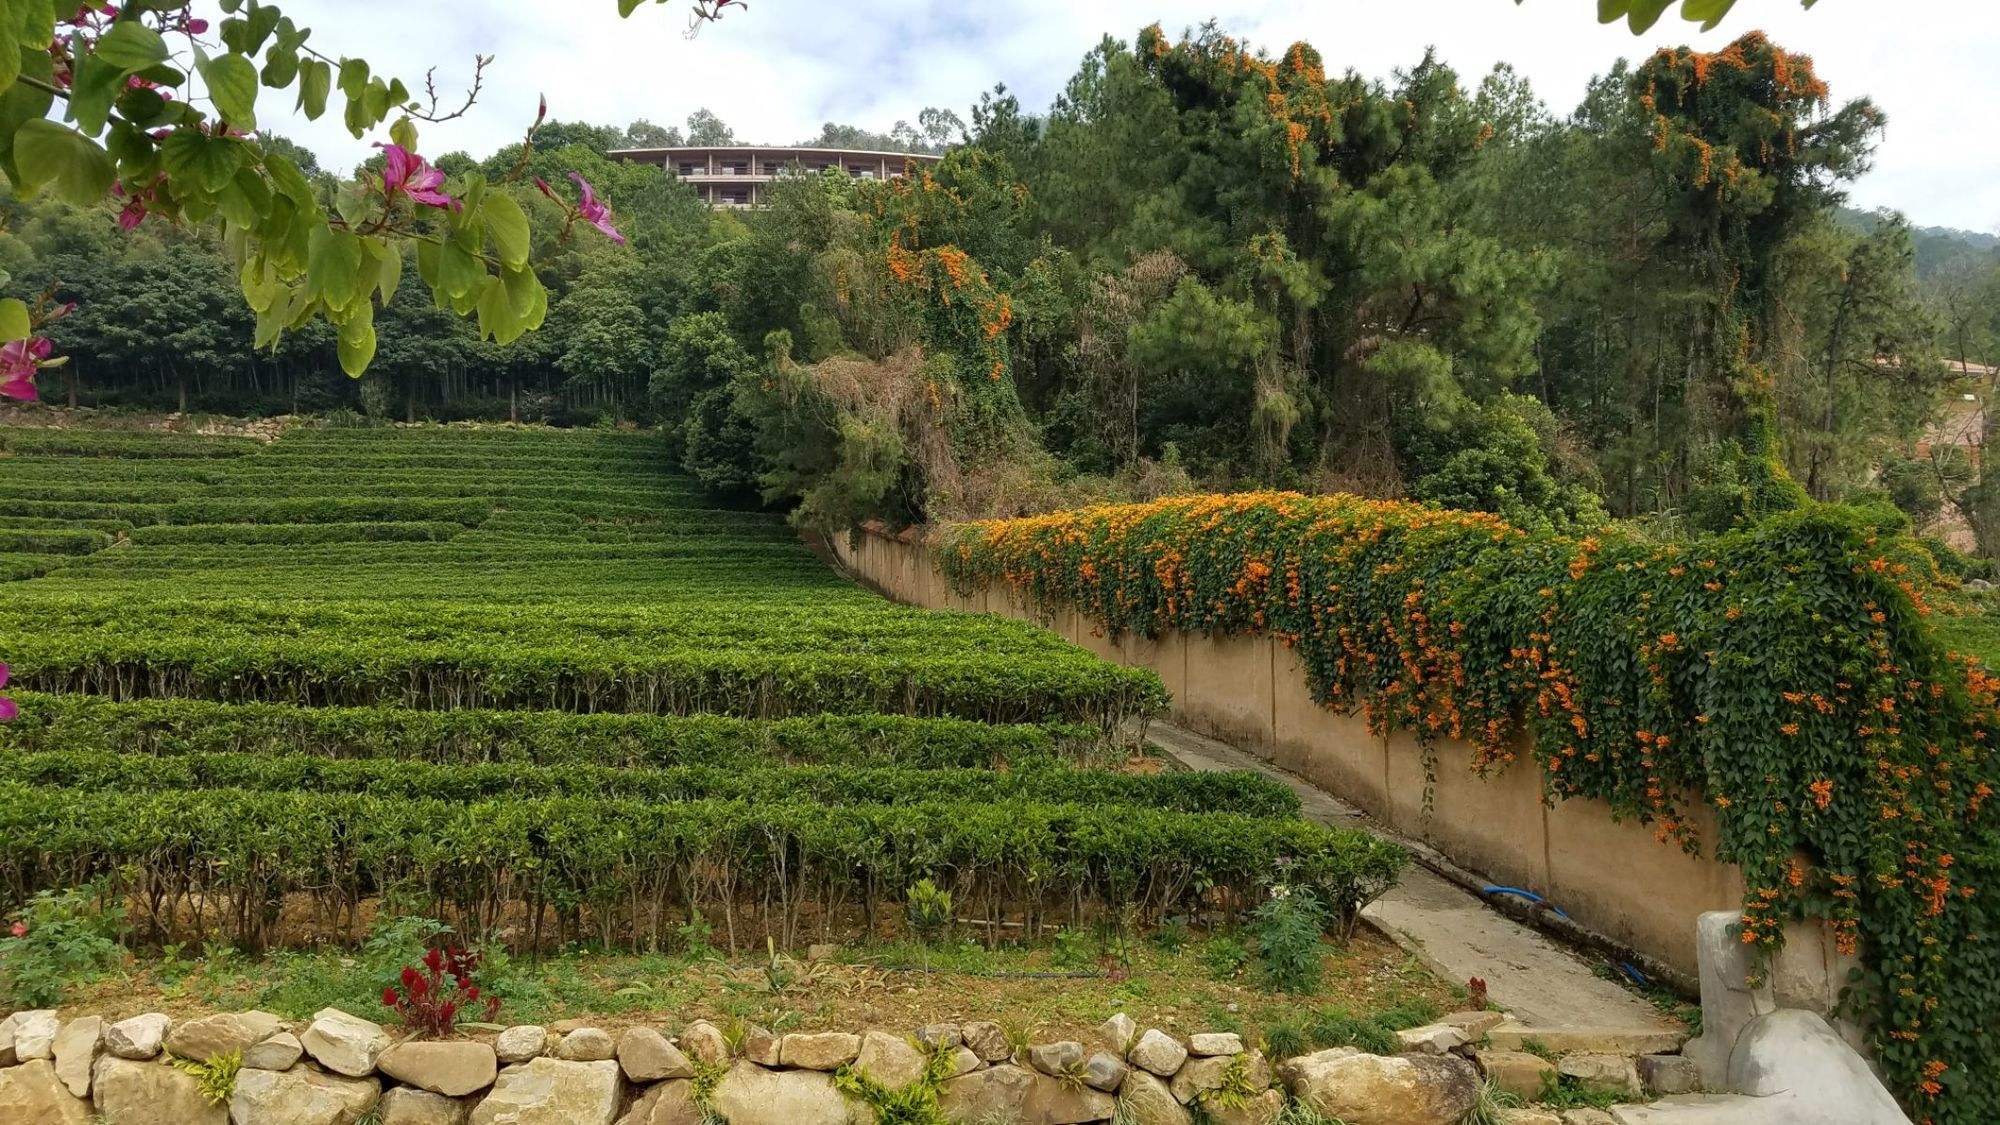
1482,885,1572,920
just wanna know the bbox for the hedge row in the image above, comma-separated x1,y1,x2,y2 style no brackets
0,784,1400,952
5,497,492,527
0,751,1300,818
7,644,1166,726
0,694,1103,769
0,528,111,555
0,429,261,457
0,553,57,581
129,521,469,546
935,492,2000,1121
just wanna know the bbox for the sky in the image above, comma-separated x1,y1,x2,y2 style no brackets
206,1,1999,233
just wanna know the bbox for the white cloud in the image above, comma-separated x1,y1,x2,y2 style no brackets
205,0,1998,231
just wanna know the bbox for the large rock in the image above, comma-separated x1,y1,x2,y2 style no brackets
244,1031,305,1071
1638,1053,1700,1096
469,1057,622,1125
1082,1050,1128,1091
940,1063,1034,1122
0,1059,91,1124
229,1066,382,1125
1024,1068,1120,1123
1187,1032,1243,1057
51,1016,102,1098
1475,1048,1557,1100
494,1026,547,1064
1559,1053,1641,1097
937,1062,1114,1124
780,1031,861,1070
1129,1028,1187,1077
917,1023,963,1051
1170,1050,1269,1105
1439,1011,1506,1040
1396,1024,1471,1055
854,1030,927,1088
1722,1009,1911,1124
556,1027,616,1062
1028,1039,1084,1076
617,1028,695,1082
630,1079,701,1125
92,1054,228,1124
381,1086,472,1125
10,1009,60,1060
742,1024,782,1066
105,1012,172,1059
1092,1012,1136,1057
1277,1047,1481,1125
380,1040,500,1096
677,1020,730,1066
301,1007,393,1077
1203,1088,1286,1125
708,1061,859,1125
947,1046,983,1077
167,1010,285,1064
1116,1069,1194,1125
961,1020,1011,1063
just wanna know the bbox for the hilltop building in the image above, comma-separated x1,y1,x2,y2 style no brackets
608,145,944,208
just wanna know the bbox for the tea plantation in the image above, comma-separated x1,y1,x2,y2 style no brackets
0,423,1400,955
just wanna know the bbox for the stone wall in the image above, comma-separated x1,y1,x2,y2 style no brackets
830,524,1853,997
0,1002,1695,1124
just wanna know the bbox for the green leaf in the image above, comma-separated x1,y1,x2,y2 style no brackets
335,306,376,376
1680,0,1737,27
388,115,417,154
296,57,331,120
160,130,247,194
11,118,115,204
0,24,16,98
0,296,29,342
482,193,531,270
64,47,124,135
261,45,298,90
94,20,169,71
12,0,54,51
1622,0,1676,31
198,50,260,132
0,52,51,186
306,225,364,310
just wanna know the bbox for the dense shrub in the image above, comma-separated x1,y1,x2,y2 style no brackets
0,785,1402,954
0,694,1104,769
937,492,2000,1117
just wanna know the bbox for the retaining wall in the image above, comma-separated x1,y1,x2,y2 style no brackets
833,523,1855,1002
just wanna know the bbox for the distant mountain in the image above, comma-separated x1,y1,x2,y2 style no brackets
1839,206,2000,278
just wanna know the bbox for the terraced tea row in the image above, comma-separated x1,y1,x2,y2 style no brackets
0,422,1395,957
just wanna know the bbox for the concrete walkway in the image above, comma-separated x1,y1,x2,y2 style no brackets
1148,722,1687,1054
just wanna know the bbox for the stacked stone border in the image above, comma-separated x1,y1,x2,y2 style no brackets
0,1002,1713,1124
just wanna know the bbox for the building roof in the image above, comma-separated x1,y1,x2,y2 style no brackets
609,145,944,161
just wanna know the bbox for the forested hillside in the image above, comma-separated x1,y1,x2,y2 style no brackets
9,26,1999,548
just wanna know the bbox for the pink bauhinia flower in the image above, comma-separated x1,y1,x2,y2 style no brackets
567,172,626,245
0,338,51,402
377,143,457,210
0,662,16,722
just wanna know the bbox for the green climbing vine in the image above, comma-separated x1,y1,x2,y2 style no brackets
937,492,1999,1124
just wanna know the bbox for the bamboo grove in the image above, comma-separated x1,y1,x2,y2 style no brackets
936,492,2000,1121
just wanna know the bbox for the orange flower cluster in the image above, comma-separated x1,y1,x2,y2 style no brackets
935,491,2000,1119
